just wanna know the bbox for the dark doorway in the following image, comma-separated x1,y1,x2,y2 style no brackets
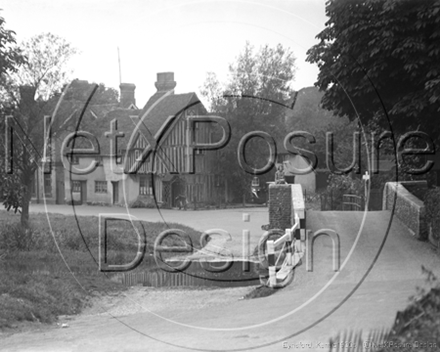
56,181,65,204
112,181,119,204
80,181,87,204
163,181,171,207
171,177,186,207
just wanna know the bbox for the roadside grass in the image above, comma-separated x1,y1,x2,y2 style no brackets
0,210,201,330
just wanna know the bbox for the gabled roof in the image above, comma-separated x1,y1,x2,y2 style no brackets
138,92,199,136
84,92,205,155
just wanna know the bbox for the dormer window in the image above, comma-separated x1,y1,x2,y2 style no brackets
186,108,197,117
134,149,142,161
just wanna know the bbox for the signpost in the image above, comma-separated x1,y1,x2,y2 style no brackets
362,171,370,209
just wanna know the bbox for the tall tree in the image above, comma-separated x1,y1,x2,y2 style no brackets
0,11,25,111
0,11,24,77
0,12,26,216
201,42,296,202
0,33,78,226
10,32,78,101
306,0,440,144
0,78,119,227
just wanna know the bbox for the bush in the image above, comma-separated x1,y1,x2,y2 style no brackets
327,174,364,195
304,193,321,211
86,201,110,207
379,266,440,351
424,187,440,246
323,174,364,210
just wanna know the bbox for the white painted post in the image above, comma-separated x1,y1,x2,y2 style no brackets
267,240,277,287
363,171,370,208
285,228,293,266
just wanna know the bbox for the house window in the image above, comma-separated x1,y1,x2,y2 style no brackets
139,176,152,195
95,181,107,193
134,149,142,161
72,180,81,193
186,108,197,117
44,174,52,197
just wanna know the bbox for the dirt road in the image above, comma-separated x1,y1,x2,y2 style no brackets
2,208,440,351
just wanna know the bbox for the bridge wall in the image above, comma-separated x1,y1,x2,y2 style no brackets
383,181,427,240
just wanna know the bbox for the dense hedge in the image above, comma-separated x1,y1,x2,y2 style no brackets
424,187,440,247
323,174,364,210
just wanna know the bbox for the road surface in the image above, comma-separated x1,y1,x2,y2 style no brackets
1,206,439,351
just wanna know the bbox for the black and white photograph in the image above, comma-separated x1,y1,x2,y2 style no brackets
0,0,440,351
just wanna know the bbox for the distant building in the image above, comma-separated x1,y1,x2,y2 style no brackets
63,72,224,208
30,79,119,205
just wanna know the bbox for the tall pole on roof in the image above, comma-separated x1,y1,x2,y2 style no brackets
117,47,122,84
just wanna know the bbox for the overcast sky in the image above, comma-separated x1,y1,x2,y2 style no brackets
1,0,327,107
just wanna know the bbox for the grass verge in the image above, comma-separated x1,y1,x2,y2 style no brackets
0,210,201,330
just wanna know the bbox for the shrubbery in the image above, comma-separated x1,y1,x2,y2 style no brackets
304,193,321,211
86,201,110,206
322,174,364,210
379,266,440,351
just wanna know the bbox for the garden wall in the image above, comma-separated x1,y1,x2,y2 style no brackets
383,181,427,239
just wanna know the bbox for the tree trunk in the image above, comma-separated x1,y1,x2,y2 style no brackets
21,198,30,228
20,168,34,228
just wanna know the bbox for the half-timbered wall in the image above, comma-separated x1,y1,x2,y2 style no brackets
121,112,219,206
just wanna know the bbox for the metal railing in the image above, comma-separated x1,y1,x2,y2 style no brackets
342,194,364,211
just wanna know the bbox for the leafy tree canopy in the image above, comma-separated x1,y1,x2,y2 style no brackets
9,32,78,101
0,11,25,112
306,0,440,142
0,32,108,226
200,42,296,200
0,11,24,77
